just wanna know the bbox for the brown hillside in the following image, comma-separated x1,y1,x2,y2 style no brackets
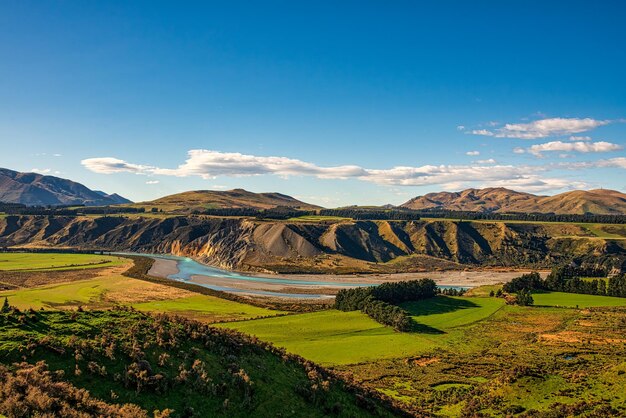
139,188,320,212
401,188,626,215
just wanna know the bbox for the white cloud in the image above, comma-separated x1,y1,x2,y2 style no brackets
82,149,626,193
513,147,526,154
466,151,480,156
561,157,626,170
569,135,592,141
456,125,465,131
527,141,622,157
470,117,611,139
31,168,51,174
81,157,154,174
146,180,160,184
470,129,494,136
53,153,62,157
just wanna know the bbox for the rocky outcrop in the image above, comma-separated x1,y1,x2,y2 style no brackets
1,215,624,272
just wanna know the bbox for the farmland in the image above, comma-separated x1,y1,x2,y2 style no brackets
0,252,125,272
532,290,626,308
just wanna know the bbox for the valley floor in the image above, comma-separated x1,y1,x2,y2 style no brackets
1,252,625,417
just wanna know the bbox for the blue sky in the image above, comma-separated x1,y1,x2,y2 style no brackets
1,1,625,207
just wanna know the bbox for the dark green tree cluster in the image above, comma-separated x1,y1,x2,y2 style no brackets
502,266,626,298
515,289,534,306
335,279,437,331
502,272,544,293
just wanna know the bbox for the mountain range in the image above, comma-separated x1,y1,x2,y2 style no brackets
401,187,626,215
0,168,131,206
2,167,626,215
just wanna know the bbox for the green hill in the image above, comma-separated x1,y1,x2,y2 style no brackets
0,308,403,417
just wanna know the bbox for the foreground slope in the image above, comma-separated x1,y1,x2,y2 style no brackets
0,167,131,206
401,187,626,215
0,309,403,417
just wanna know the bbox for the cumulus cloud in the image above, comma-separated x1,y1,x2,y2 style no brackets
466,151,480,156
469,117,611,139
82,149,625,192
569,135,592,141
526,141,622,157
513,147,526,154
146,180,160,184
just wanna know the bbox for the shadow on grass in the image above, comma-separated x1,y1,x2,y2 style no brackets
408,321,445,334
402,296,480,317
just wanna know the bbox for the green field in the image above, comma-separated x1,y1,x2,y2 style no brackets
0,253,125,272
0,276,283,321
532,291,626,308
132,294,284,320
219,296,504,365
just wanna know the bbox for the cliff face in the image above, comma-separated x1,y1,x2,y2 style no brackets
1,215,624,272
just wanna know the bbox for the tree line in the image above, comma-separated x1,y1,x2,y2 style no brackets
417,209,626,224
0,203,146,216
502,266,626,298
334,279,438,331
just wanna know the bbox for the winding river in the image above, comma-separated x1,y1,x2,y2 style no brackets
116,253,470,299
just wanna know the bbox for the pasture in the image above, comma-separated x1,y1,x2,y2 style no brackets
532,291,626,308
219,296,505,365
0,275,283,322
0,252,125,272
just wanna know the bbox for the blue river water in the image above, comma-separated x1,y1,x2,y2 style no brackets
113,252,469,299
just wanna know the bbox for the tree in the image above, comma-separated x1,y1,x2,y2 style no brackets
1,297,9,313
515,289,534,306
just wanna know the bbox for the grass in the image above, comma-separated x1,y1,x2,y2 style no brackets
402,296,504,329
0,275,283,322
532,291,626,308
0,309,398,417
0,253,125,272
219,296,504,365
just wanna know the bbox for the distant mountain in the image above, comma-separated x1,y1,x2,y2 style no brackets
0,168,131,206
401,187,626,215
142,188,321,212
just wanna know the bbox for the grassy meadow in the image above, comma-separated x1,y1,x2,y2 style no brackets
0,253,125,272
219,296,505,365
0,275,283,322
532,290,626,308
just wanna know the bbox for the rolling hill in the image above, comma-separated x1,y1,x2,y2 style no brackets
0,168,131,206
139,188,320,212
401,187,626,215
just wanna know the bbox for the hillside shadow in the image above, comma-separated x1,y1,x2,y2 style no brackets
402,296,480,317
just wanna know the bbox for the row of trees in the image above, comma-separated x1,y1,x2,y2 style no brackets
417,209,626,224
0,204,146,216
318,209,421,221
502,267,626,298
335,279,438,331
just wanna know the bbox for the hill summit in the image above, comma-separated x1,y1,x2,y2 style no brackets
141,188,321,212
